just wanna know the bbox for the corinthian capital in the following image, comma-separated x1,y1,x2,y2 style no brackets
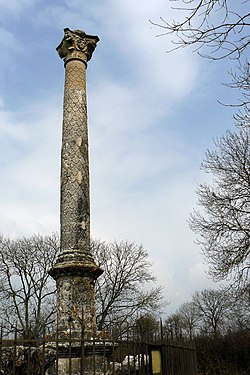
57,28,99,62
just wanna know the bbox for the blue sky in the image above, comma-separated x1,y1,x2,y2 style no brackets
0,0,239,313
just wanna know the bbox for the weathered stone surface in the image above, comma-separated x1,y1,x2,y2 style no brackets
49,27,102,353
57,28,99,63
56,275,96,336
60,58,90,258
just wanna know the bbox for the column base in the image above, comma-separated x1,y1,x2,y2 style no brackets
57,342,113,375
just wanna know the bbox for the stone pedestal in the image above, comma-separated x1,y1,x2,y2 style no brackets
57,343,113,375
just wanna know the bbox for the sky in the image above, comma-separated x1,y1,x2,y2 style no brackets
0,0,241,314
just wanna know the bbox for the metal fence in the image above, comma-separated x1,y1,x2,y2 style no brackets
0,330,197,375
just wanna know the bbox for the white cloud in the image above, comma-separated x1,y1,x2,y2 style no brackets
0,95,61,237
0,27,22,67
97,0,200,99
188,262,217,291
0,0,36,19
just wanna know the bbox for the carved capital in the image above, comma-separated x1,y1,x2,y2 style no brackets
57,28,99,62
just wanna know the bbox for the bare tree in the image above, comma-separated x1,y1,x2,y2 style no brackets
134,313,160,340
164,289,250,373
0,233,59,338
226,63,250,107
164,313,183,339
152,1,250,120
151,1,250,61
192,289,231,336
226,293,250,332
165,288,250,339
226,63,250,124
164,297,222,339
189,127,250,294
92,240,164,336
152,3,250,290
176,301,200,339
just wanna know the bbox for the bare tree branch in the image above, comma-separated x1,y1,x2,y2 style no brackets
151,0,250,61
91,240,164,335
0,233,59,338
189,127,250,295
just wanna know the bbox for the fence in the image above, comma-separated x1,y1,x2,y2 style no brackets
0,329,198,375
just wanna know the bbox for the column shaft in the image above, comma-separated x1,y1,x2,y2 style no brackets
60,58,90,261
49,28,102,340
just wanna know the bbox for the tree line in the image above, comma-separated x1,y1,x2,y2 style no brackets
0,233,163,339
163,288,250,374
165,288,250,339
130,288,250,374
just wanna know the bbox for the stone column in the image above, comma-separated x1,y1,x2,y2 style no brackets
49,28,102,340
